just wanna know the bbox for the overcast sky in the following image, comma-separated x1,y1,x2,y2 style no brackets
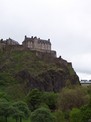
0,0,91,80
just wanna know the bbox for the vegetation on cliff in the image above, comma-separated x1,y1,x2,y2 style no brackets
0,49,79,99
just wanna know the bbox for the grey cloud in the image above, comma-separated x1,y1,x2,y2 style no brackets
0,0,91,79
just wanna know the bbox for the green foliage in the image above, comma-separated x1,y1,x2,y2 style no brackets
0,73,15,84
0,117,31,122
26,89,43,111
58,86,90,111
0,99,30,122
6,83,26,101
64,110,70,120
67,64,75,76
31,107,55,122
42,92,58,110
12,108,24,122
0,92,11,121
54,110,65,122
80,105,91,122
12,101,30,119
0,92,9,102
70,108,82,122
26,89,58,111
0,101,13,122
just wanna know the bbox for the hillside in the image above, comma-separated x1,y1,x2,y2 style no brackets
0,48,79,100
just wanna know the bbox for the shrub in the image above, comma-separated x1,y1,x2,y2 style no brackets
70,108,82,122
54,110,65,122
31,107,55,122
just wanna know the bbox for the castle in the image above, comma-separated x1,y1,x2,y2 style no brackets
0,36,56,57
22,36,51,52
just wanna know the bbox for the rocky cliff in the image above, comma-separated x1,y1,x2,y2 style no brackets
0,49,79,98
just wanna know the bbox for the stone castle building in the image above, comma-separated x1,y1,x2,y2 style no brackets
22,36,51,52
0,36,56,57
0,38,19,45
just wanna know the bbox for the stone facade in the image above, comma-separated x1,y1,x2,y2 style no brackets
22,36,51,52
0,36,56,57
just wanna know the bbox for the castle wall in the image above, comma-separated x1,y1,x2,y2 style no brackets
50,50,56,57
30,42,34,48
47,44,51,51
41,43,44,50
33,38,37,49
38,43,42,49
45,43,47,50
27,41,31,48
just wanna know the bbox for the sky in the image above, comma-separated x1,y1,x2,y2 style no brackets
0,0,91,80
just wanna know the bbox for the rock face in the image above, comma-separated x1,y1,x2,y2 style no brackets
15,53,79,92
0,50,79,94
15,69,79,92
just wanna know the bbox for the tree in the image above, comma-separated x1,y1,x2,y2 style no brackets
26,89,43,111
0,92,11,122
42,92,58,111
31,107,55,122
70,108,82,122
80,105,91,122
12,108,24,122
12,101,30,122
0,92,9,102
54,110,65,122
58,86,90,111
0,101,13,122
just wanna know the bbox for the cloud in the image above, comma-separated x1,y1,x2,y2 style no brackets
71,53,91,74
77,72,91,80
0,0,91,79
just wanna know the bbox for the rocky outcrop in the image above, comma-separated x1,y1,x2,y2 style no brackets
0,50,80,93
15,65,79,92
